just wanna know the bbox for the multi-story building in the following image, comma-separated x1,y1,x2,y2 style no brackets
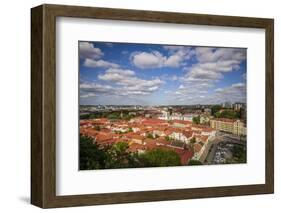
233,102,245,111
221,102,233,108
210,118,246,136
199,115,210,124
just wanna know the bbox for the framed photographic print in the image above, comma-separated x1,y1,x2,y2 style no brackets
31,4,274,208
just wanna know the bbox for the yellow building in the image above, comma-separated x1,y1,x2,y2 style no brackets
210,118,246,136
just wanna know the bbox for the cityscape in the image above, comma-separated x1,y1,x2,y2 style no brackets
79,41,247,170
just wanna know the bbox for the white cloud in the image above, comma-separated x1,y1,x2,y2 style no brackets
185,67,223,81
164,55,182,67
98,68,164,96
212,82,246,103
131,51,166,69
80,82,113,93
195,47,246,63
131,46,195,69
80,92,96,98
98,68,135,82
178,47,246,98
178,85,185,89
79,42,103,59
169,82,246,105
83,58,120,69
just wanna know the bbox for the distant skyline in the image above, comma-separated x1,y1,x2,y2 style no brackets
79,41,246,105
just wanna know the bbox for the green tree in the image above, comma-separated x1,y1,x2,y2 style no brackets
165,136,172,141
107,112,121,120
79,135,108,170
219,110,239,119
147,133,154,139
211,105,222,115
214,111,221,118
192,116,200,124
106,142,130,168
231,145,246,163
80,114,90,119
141,148,181,167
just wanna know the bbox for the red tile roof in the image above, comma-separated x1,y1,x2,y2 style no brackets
196,135,209,143
131,135,145,140
128,143,145,152
143,138,155,144
211,118,236,123
155,137,171,146
157,145,193,165
172,120,192,125
202,127,215,132
141,118,168,126
174,149,193,165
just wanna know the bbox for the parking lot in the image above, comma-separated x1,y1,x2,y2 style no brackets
205,131,246,165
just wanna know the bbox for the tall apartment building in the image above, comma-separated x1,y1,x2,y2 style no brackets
210,118,246,136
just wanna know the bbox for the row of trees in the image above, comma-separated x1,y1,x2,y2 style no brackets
80,111,136,120
211,105,240,119
79,135,182,170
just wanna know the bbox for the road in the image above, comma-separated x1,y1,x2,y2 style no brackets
205,143,218,164
204,131,246,164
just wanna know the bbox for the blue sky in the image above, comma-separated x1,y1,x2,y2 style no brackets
79,41,246,105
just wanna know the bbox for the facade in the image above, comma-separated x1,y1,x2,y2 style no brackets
233,102,245,111
210,118,246,136
200,115,210,124
158,111,198,122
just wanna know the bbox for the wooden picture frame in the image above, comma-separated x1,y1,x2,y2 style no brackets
31,4,274,208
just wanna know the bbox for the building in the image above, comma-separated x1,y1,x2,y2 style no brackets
221,102,233,108
203,108,212,115
199,115,210,124
233,102,245,111
210,118,246,136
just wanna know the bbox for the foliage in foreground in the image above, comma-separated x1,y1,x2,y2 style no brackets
79,135,181,170
188,160,203,166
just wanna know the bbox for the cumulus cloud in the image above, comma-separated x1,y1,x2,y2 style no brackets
80,92,96,98
177,47,246,98
80,42,121,69
79,42,104,59
79,82,114,99
79,43,247,105
185,67,223,81
83,58,120,69
80,82,113,93
131,46,195,69
98,68,164,96
195,47,246,63
169,82,246,105
131,51,166,69
212,82,246,103
182,48,246,80
98,68,135,82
